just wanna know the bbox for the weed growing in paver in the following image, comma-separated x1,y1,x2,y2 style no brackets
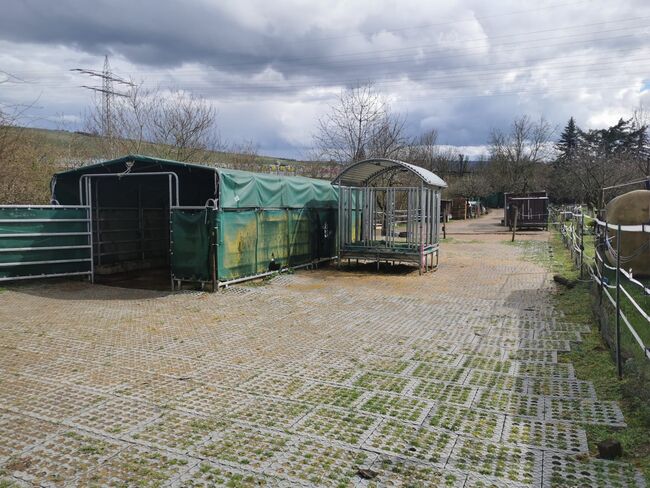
475,390,543,417
354,372,409,393
5,431,122,486
79,447,188,487
450,437,539,485
200,425,288,469
546,398,625,426
412,350,458,364
412,380,473,405
297,407,375,445
545,453,643,488
509,349,557,362
272,439,369,486
428,404,501,440
529,377,595,398
518,361,574,379
363,358,410,374
133,413,221,451
465,370,527,393
239,373,305,398
366,420,453,464
297,383,363,408
361,393,430,422
369,457,463,487
411,363,465,383
231,398,311,429
503,418,588,453
183,462,270,487
462,357,512,374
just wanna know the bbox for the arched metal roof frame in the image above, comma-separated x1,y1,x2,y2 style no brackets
332,158,447,188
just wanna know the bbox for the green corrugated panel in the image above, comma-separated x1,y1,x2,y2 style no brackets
170,209,211,281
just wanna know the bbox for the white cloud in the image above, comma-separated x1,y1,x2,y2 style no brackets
0,0,649,158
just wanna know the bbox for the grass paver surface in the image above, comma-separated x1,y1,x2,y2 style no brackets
0,213,644,486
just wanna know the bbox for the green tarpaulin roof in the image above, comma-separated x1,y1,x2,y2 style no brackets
53,154,337,209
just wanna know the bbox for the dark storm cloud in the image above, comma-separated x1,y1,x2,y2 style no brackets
1,0,649,156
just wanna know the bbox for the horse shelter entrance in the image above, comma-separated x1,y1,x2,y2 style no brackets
78,171,179,289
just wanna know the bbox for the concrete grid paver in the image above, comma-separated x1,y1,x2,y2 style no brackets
0,213,645,487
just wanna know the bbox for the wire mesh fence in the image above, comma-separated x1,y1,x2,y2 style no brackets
551,207,650,400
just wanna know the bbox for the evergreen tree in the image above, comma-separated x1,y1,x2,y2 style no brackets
556,117,580,163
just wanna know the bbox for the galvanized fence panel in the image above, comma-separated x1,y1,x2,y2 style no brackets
0,205,92,282
550,207,650,378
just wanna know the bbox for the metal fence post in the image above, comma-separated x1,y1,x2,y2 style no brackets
615,223,622,379
599,220,605,306
579,214,584,279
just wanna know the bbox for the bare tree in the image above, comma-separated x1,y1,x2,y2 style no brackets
0,77,54,203
487,115,553,193
85,83,220,162
403,129,463,178
367,111,408,159
149,90,219,161
404,129,437,170
315,83,398,164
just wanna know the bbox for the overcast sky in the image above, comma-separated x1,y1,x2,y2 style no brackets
1,0,649,159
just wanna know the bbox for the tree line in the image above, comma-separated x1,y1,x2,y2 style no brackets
1,76,648,205
314,83,650,206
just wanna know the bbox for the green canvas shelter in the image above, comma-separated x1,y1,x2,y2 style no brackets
48,155,337,289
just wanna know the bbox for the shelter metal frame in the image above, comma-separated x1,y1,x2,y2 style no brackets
333,158,446,274
79,172,179,288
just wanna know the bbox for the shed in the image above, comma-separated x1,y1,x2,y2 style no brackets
50,155,337,289
332,158,446,274
451,197,468,220
504,191,549,230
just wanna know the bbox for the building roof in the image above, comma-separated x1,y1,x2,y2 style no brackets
332,158,447,188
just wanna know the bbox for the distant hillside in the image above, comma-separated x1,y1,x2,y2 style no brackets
13,126,341,180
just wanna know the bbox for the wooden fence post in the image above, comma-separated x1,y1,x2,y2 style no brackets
511,206,518,242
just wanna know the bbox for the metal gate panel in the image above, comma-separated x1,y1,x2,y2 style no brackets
170,207,212,286
0,205,92,282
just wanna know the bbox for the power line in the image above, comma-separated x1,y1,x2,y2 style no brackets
17,33,650,92
273,0,596,44
12,14,650,77
75,54,650,93
71,55,134,140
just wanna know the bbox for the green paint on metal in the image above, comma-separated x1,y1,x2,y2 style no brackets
171,209,211,281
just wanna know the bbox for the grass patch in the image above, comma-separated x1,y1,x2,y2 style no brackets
525,230,650,483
